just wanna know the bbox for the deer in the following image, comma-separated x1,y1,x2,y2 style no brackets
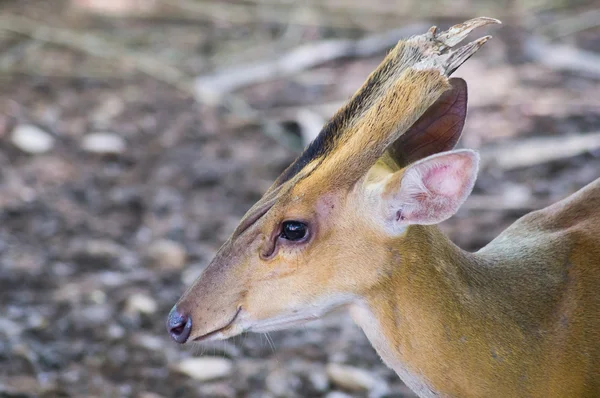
167,17,600,397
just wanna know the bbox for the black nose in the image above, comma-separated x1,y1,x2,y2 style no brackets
167,306,192,344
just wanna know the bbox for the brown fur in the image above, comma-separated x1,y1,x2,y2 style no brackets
361,179,600,397
170,18,600,397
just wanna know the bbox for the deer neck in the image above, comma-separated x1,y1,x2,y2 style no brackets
349,224,564,397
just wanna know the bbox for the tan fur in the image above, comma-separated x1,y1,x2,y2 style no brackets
169,18,600,397
318,69,450,188
356,179,600,397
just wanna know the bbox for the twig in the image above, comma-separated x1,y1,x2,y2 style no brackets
163,0,435,30
524,36,600,79
235,0,513,20
481,132,600,170
537,9,600,38
194,22,431,99
0,13,300,150
0,13,194,95
463,195,553,211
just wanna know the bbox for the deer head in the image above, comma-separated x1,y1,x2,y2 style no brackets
167,17,499,344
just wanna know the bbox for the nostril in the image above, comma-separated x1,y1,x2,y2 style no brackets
167,306,192,344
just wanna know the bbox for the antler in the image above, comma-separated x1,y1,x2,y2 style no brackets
274,17,500,191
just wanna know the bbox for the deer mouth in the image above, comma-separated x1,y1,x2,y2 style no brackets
192,306,242,342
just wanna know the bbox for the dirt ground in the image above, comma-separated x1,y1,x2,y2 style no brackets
1,0,599,397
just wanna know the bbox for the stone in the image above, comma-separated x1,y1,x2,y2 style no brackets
0,317,22,338
68,239,133,270
125,293,158,315
325,392,354,398
326,363,378,392
134,333,164,351
138,393,166,398
11,124,55,154
145,239,187,271
81,304,112,325
106,323,125,340
198,383,236,398
81,132,126,154
308,370,329,393
266,367,301,397
175,357,233,381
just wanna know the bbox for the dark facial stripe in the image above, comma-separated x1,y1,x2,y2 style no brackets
273,43,421,188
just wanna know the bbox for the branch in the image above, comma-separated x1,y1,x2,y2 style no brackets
481,132,600,170
525,36,600,79
0,13,194,95
194,22,431,100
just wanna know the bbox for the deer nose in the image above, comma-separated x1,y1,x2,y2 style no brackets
167,306,192,344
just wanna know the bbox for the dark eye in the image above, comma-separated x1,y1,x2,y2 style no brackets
280,221,308,241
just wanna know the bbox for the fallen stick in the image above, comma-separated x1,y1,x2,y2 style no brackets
194,23,431,101
480,132,600,170
0,14,194,95
525,36,600,79
0,13,301,150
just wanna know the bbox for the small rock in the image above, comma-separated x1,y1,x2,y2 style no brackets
145,239,187,271
308,370,329,393
326,363,378,392
0,317,23,338
107,323,125,340
11,124,55,154
81,132,126,154
198,383,236,398
125,293,158,315
69,239,129,269
175,357,233,381
138,393,166,398
81,304,112,325
266,367,301,397
325,392,354,398
0,375,41,395
92,96,125,125
89,289,107,304
135,333,164,351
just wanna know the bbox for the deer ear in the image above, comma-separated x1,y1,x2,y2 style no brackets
380,149,479,230
387,78,467,168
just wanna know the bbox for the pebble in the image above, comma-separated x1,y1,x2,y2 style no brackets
198,383,236,398
308,370,329,393
325,392,354,398
11,124,55,154
265,367,301,397
326,363,378,392
125,293,158,315
106,323,125,340
91,96,125,125
80,304,112,325
175,357,233,382
135,333,164,351
70,239,125,261
145,239,187,271
0,317,23,338
81,131,126,154
138,393,166,398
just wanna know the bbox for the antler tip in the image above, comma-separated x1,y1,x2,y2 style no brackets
436,16,501,47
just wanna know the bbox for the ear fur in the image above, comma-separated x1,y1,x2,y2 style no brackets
381,149,479,231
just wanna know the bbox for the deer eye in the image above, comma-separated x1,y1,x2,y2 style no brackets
280,221,308,241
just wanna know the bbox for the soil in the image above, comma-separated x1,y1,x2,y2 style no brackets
1,1,599,397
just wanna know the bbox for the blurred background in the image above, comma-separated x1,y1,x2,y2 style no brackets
1,0,599,397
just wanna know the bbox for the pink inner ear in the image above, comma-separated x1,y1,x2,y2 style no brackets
395,151,478,225
423,160,466,197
